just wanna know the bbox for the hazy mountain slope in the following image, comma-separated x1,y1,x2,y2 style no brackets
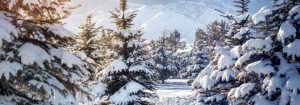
65,0,271,42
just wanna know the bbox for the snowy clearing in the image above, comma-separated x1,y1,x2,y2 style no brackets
156,79,194,105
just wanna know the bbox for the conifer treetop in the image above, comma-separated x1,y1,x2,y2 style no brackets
234,0,250,15
110,0,137,30
0,0,77,23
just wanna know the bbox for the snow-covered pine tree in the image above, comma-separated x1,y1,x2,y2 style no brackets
177,50,193,79
148,40,157,63
0,0,91,104
153,36,174,84
187,28,209,79
73,14,101,80
227,0,300,104
75,14,101,58
234,0,250,15
166,30,185,77
91,28,116,72
206,20,228,60
100,0,156,104
167,30,183,53
73,15,111,104
192,0,263,104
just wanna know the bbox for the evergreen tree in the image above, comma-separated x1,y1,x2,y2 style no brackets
234,0,250,15
178,50,193,79
74,14,101,80
0,0,90,104
94,28,116,71
167,30,183,53
100,0,156,104
206,20,228,59
187,28,209,79
74,15,112,104
153,36,174,84
166,30,185,77
227,0,300,104
192,0,262,104
76,14,101,57
193,0,300,105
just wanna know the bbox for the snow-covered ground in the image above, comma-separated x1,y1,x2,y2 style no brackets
155,79,194,105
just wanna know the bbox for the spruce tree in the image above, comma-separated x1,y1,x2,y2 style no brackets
187,28,209,79
0,0,90,104
153,36,173,84
206,20,228,59
192,0,261,104
234,0,250,15
178,51,193,79
94,28,116,71
193,0,300,105
76,14,101,58
100,0,156,104
227,0,300,104
166,30,185,77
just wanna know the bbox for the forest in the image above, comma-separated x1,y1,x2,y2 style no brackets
0,0,300,105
